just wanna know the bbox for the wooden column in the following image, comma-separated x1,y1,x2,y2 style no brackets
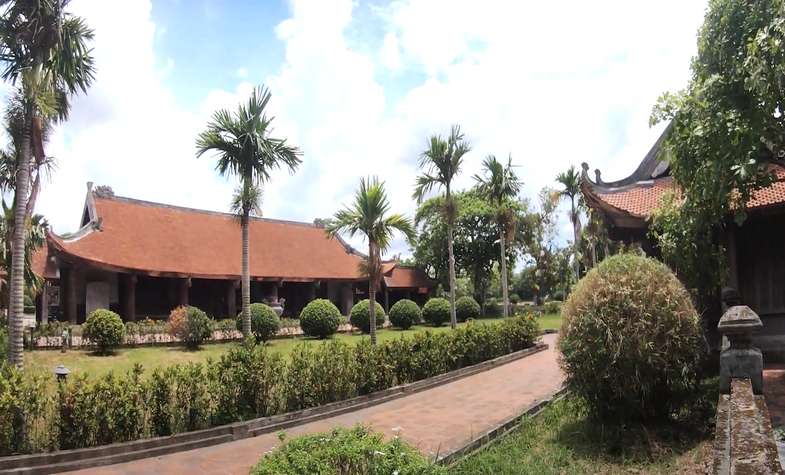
121,274,137,321
726,225,739,291
38,283,49,324
178,277,190,306
62,267,77,324
341,283,353,316
384,287,389,313
226,280,239,317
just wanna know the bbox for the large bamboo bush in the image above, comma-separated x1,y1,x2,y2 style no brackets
558,254,705,421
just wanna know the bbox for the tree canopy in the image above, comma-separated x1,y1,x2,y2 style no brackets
650,0,785,304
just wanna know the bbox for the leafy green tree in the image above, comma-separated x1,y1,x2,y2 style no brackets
0,0,96,366
474,155,521,317
414,191,498,306
651,0,785,310
516,188,560,304
413,125,470,329
555,165,582,279
327,177,415,345
197,86,301,337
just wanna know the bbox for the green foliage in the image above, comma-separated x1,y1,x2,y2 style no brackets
422,297,450,326
650,0,785,306
388,299,421,330
0,316,540,455
455,296,481,321
251,425,445,475
168,306,212,349
299,299,341,339
82,309,125,354
349,299,385,334
558,254,705,421
415,190,524,303
484,298,501,317
0,324,6,362
236,303,280,342
543,301,561,315
509,293,520,305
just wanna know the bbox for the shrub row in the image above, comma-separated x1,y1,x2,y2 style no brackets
0,315,539,455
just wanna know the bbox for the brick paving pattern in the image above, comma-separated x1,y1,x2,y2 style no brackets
67,333,562,475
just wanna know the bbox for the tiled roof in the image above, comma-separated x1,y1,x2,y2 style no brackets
383,266,436,289
47,193,365,281
589,165,785,218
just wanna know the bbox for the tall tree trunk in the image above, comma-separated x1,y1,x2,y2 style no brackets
241,210,251,337
368,240,377,346
499,223,509,317
446,186,457,329
8,116,32,366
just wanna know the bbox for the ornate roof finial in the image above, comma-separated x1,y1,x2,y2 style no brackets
594,169,603,185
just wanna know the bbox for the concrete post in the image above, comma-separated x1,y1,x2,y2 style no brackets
38,282,48,324
718,305,763,394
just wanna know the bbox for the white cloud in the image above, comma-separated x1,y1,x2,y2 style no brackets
33,0,708,260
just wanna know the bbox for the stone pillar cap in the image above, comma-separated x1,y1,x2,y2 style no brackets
717,305,762,335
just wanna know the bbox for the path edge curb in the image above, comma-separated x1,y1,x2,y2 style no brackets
437,386,569,466
1,340,550,474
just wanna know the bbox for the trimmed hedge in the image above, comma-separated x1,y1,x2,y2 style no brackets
422,297,450,326
235,303,280,342
82,309,125,354
455,296,481,322
388,299,421,330
349,299,385,333
299,299,341,338
251,425,444,474
484,298,502,317
0,315,540,455
559,254,705,421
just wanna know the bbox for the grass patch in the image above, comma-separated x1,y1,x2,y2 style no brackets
537,312,561,331
26,318,509,379
453,383,716,475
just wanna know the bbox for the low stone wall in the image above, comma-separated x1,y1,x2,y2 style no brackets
713,378,782,474
31,323,365,350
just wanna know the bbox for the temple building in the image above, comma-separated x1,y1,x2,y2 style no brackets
33,184,435,323
581,128,785,356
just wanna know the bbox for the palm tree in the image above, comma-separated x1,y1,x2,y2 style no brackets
0,0,95,366
413,125,470,329
474,155,521,317
196,86,301,337
327,177,414,345
555,165,582,280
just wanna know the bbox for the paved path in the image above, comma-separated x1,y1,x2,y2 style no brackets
69,333,563,475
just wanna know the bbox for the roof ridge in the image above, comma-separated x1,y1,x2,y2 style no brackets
94,192,327,229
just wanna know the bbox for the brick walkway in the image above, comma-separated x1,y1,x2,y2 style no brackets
68,333,563,475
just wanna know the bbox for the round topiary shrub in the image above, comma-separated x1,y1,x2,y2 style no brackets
299,299,341,339
388,299,421,330
350,299,385,333
455,296,481,322
558,254,705,421
83,309,125,354
168,306,212,349
422,297,450,326
235,303,281,342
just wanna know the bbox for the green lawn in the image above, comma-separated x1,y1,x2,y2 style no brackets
537,312,561,331
452,395,713,475
26,315,561,380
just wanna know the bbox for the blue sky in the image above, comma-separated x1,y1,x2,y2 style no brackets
35,0,708,258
